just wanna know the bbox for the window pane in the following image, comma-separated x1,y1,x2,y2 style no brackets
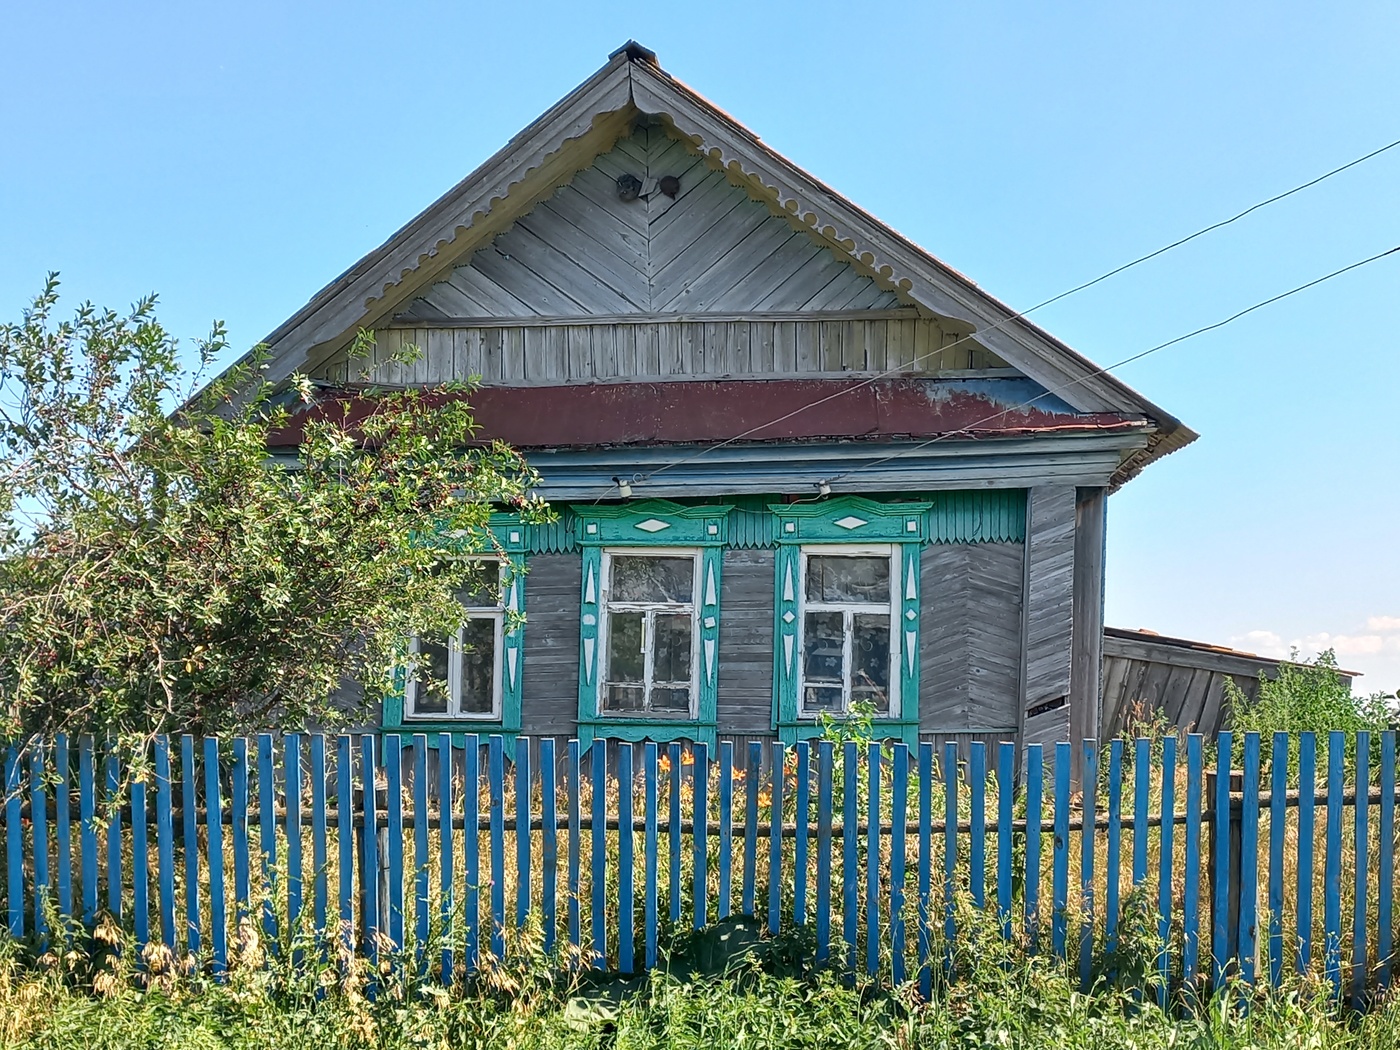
803,610,845,684
410,640,450,716
851,613,891,714
805,556,890,604
603,685,645,712
456,561,503,609
650,687,691,714
458,617,496,715
607,611,645,684
653,613,693,685
611,556,694,604
802,685,843,713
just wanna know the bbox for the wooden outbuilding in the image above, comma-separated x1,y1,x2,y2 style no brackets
231,43,1196,772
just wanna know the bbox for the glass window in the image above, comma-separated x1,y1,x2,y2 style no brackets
601,552,698,718
799,549,897,717
406,560,506,721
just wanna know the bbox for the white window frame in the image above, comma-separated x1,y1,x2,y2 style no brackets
405,559,505,722
797,544,901,719
598,547,702,719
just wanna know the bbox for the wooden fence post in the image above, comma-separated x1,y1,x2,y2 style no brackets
1206,768,1244,976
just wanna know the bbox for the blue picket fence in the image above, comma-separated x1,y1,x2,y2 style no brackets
1,730,1396,1004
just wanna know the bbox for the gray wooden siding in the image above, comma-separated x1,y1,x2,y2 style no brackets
396,124,901,320
519,553,582,738
918,542,1024,734
1019,487,1076,756
311,316,1007,386
716,548,776,734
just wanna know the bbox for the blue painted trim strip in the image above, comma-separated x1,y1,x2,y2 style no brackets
1105,740,1122,955
844,741,860,968
644,742,659,970
1183,735,1202,996
180,735,200,952
1052,742,1069,960
154,736,176,948
996,742,1013,941
1352,732,1371,1008
770,741,785,937
718,741,733,921
617,743,635,973
1268,732,1288,988
1296,732,1316,973
514,736,531,928
489,735,506,961
1024,744,1042,954
918,741,933,998
816,741,834,964
1380,732,1396,991
891,742,909,985
441,733,457,980
205,737,227,977
539,737,556,958
793,741,810,928
590,740,607,966
693,743,709,930
865,742,880,975
1324,731,1343,997
1157,735,1176,1006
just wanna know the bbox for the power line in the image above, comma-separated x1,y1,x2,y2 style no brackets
824,244,1400,486
607,133,1400,495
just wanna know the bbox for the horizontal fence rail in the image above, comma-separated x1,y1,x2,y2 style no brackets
0,730,1396,1005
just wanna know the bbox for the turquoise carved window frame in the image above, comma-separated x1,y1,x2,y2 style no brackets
576,500,731,749
382,513,527,744
770,496,931,747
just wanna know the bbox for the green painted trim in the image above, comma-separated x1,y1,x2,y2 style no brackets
777,719,919,747
578,719,717,747
382,515,526,735
575,499,733,547
770,495,932,545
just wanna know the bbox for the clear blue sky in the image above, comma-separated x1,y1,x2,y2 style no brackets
3,2,1398,692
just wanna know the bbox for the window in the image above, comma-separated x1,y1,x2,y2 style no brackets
405,562,505,721
799,547,897,717
600,550,699,718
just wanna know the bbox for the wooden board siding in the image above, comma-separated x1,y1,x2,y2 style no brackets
311,317,1007,386
392,124,903,322
918,542,1024,735
715,548,776,734
519,553,582,738
1068,488,1106,752
1019,487,1076,765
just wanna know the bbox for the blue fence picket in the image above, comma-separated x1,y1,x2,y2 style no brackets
105,749,122,921
1183,734,1203,994
1297,732,1316,973
617,744,635,974
311,734,328,939
412,737,429,956
489,735,506,961
693,742,708,931
1352,732,1371,1008
669,743,682,926
1211,731,1233,994
286,735,304,935
743,741,760,917
539,738,556,957
590,740,606,966
55,735,72,922
918,741,933,998
718,742,733,921
205,737,227,976
943,741,958,950
1079,741,1097,990
384,734,404,952
30,745,49,941
440,734,457,980
970,743,986,911
1240,733,1261,986
7,747,23,937
865,742,879,974
1324,731,1344,997
816,741,834,964
845,741,859,967
1024,744,1043,952
465,736,482,968
1105,740,1123,955
360,735,380,959
1157,735,1176,1006
1133,738,1150,892
644,742,658,970
132,760,149,953
770,741,785,937
231,744,250,935
514,736,531,928
794,741,810,928
1380,732,1396,990
891,743,909,985
80,738,97,926
1269,732,1288,988
565,740,579,951
154,736,176,948
257,734,277,945
1052,742,1069,960
180,735,200,952
336,736,354,949
996,742,1013,941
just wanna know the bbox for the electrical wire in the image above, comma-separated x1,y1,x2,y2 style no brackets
594,133,1400,497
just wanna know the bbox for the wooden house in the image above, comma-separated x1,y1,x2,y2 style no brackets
242,43,1195,768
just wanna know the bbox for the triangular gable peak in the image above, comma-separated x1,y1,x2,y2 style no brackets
248,42,1193,481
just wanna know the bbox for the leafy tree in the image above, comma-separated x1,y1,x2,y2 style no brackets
0,276,545,740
